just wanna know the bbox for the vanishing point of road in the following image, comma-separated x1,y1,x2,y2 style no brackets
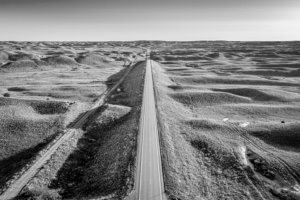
135,52,165,200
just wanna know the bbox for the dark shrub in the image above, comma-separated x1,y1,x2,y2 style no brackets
3,93,10,97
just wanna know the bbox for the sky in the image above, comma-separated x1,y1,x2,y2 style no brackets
0,0,299,41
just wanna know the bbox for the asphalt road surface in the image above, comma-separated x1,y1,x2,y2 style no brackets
136,56,165,200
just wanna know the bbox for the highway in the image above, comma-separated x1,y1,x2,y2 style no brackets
0,53,166,200
135,53,165,200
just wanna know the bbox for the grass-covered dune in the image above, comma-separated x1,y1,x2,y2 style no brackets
151,41,300,200
0,97,68,190
39,61,146,199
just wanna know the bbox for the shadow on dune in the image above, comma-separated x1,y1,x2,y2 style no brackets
48,61,145,199
0,134,56,190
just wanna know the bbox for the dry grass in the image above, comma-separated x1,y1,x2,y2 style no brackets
152,42,300,200
0,98,66,189
75,53,117,68
43,55,78,66
247,122,300,151
211,88,296,102
239,69,300,77
170,91,252,106
174,76,300,87
86,104,131,132
0,41,145,198
0,60,40,72
47,61,145,199
0,42,143,103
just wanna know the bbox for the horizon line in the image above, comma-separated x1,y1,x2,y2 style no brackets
1,39,299,42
